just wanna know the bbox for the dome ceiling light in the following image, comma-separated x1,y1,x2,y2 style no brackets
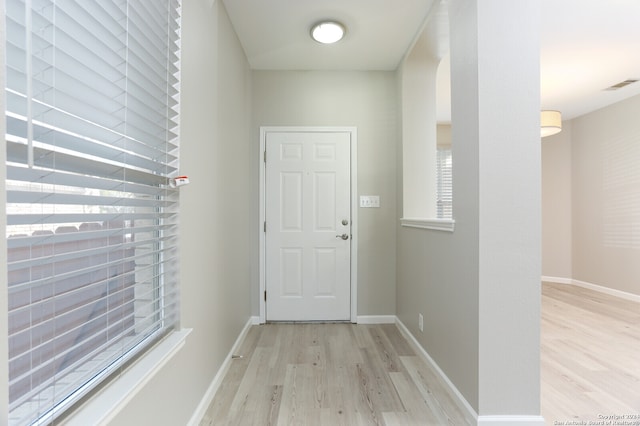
310,21,346,44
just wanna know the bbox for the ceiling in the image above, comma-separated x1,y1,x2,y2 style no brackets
222,0,435,70
223,0,640,122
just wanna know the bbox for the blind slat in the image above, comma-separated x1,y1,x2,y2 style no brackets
7,212,175,226
9,277,179,348
7,110,175,166
9,274,178,360
7,165,172,197
7,190,173,208
7,222,174,249
6,140,175,186
8,248,177,301
7,233,173,271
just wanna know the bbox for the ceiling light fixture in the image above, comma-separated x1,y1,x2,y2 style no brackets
540,110,562,138
310,21,345,44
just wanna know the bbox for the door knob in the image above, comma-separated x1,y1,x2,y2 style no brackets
336,233,349,240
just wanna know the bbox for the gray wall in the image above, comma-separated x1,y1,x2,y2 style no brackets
107,1,254,424
542,122,573,280
251,71,398,317
542,94,640,297
572,95,640,295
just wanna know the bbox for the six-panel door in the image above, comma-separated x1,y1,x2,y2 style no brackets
265,131,351,321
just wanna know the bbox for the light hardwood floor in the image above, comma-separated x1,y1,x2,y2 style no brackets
200,323,472,426
200,283,639,425
541,282,640,424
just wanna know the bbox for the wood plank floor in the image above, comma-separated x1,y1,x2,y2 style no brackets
541,282,640,425
200,283,639,425
199,323,472,426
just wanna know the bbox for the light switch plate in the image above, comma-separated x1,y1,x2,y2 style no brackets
360,195,380,208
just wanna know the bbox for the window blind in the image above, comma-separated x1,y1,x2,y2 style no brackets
436,148,452,219
4,1,181,424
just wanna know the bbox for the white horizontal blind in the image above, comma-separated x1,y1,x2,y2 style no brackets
4,1,181,424
436,148,452,219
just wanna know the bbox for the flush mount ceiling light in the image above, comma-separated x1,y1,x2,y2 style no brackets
540,110,562,138
310,21,345,44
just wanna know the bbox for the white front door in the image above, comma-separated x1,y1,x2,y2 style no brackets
265,131,351,321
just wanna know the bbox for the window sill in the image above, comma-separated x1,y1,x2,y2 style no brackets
400,217,455,232
65,328,192,426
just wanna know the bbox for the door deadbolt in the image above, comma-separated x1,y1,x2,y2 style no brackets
342,219,349,226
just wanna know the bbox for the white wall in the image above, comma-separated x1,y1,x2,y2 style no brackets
542,122,573,280
104,1,254,424
251,71,398,317
397,0,542,419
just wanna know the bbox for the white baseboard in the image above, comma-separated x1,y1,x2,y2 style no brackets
394,318,478,425
543,276,640,303
187,317,256,426
571,279,640,303
357,315,396,324
541,275,572,284
477,415,545,425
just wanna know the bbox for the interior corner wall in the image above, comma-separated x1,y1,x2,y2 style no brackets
251,70,398,317
541,122,573,280
104,1,254,424
571,94,640,296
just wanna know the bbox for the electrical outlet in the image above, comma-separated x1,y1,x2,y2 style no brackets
418,313,424,332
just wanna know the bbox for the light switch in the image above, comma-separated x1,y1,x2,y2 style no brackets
359,195,380,208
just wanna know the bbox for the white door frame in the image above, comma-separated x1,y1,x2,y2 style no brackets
259,126,358,323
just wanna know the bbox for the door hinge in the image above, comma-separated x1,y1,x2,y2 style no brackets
264,221,266,232
264,290,267,301
263,150,266,163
